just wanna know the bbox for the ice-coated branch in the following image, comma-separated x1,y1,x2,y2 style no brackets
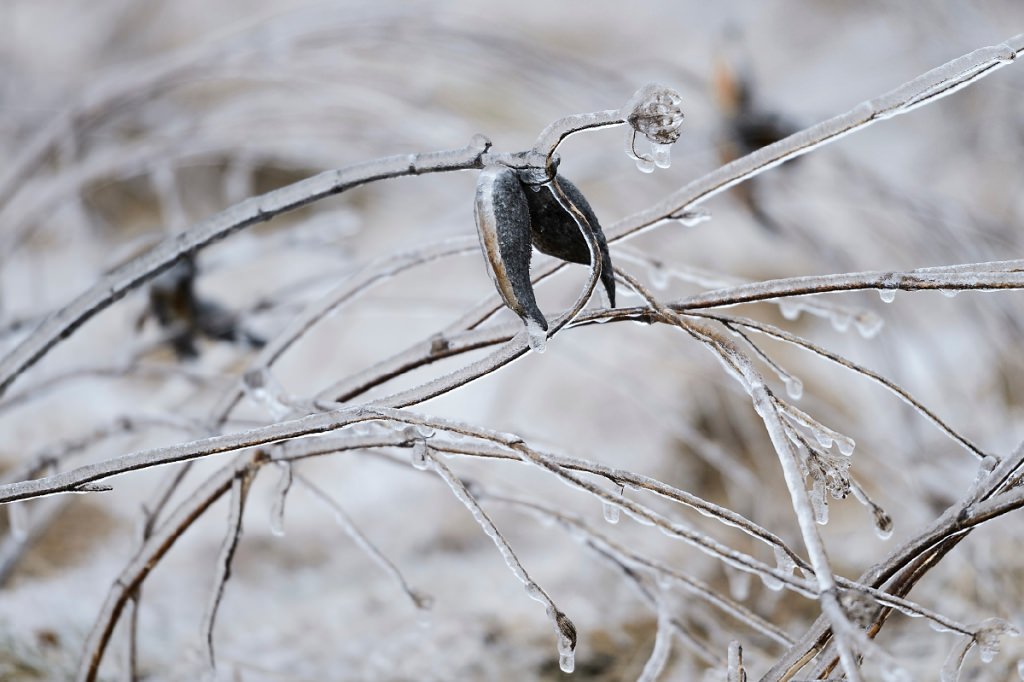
294,471,431,612
0,137,492,398
200,463,256,672
76,459,241,682
488,492,794,649
672,264,1024,311
606,33,1024,242
423,450,578,674
687,311,988,458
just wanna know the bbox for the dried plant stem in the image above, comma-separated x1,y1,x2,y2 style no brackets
200,463,257,672
294,471,429,611
424,450,578,671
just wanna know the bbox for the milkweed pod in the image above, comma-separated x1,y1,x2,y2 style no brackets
520,175,616,307
474,165,548,331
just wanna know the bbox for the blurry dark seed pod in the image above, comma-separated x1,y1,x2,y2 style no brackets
474,165,548,332
518,174,616,308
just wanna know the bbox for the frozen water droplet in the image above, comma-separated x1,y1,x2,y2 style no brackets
411,440,430,470
635,156,656,173
525,319,548,353
724,565,751,600
602,501,621,524
652,142,672,169
672,208,711,227
879,289,897,303
942,289,959,298
650,266,670,290
559,652,575,673
414,424,435,438
880,662,913,682
836,436,855,457
269,463,293,537
855,312,885,339
779,301,801,320
874,510,894,540
7,503,27,542
830,312,852,332
524,583,545,603
815,432,834,449
412,590,435,614
784,377,804,400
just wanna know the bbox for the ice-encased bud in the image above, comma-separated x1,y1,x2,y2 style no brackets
625,83,685,145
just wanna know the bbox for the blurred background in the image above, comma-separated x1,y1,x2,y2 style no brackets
1,1,1024,679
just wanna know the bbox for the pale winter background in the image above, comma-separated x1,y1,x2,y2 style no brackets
1,1,1024,680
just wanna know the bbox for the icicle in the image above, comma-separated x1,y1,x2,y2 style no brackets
855,312,885,339
411,439,430,471
773,546,796,578
652,142,673,169
880,662,913,682
809,477,829,525
269,463,293,537
879,289,897,303
242,368,292,420
779,301,801,321
784,377,804,400
7,502,27,541
830,311,852,332
941,289,960,298
724,564,752,600
525,319,548,353
650,265,670,290
603,485,622,524
836,435,856,457
635,156,656,174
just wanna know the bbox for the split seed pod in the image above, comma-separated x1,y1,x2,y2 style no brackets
520,175,616,307
474,165,548,333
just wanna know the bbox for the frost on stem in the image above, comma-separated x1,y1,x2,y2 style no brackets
623,83,684,172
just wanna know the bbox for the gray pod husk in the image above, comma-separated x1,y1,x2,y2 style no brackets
474,165,548,331
520,175,616,307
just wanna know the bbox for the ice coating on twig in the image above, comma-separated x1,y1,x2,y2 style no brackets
426,452,576,669
637,608,673,682
297,473,430,613
268,462,293,537
940,634,976,682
